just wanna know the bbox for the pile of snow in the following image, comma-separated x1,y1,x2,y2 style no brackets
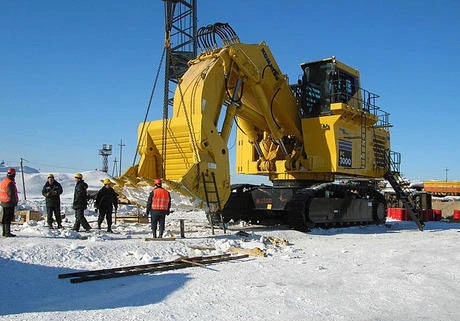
15,170,196,216
0,171,459,320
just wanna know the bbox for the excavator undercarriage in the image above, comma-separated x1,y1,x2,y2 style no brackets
219,180,387,231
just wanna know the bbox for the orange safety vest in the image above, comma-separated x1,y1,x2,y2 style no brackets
151,187,170,211
0,178,17,203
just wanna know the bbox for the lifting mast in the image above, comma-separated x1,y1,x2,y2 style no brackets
162,0,197,177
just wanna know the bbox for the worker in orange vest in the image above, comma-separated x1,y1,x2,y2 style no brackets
0,168,19,237
146,178,171,238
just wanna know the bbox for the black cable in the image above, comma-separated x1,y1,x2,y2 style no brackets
270,88,282,130
234,116,247,137
132,47,166,166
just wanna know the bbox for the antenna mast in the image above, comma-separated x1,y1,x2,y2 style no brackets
99,144,112,173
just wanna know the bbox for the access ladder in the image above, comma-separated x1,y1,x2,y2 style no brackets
384,152,424,231
202,172,227,235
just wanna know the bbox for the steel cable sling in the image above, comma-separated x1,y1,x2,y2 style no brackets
132,47,166,167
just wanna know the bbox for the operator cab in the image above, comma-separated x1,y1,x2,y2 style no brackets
293,57,361,118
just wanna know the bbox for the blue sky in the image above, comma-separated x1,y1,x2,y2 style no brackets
1,0,459,182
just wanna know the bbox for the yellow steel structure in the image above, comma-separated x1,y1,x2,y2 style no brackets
236,98,390,181
120,38,390,210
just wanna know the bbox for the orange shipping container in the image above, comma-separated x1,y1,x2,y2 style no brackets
423,181,460,196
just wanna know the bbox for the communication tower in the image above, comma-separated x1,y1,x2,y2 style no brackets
99,144,112,173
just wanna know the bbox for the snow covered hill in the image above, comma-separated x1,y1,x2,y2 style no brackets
0,162,39,174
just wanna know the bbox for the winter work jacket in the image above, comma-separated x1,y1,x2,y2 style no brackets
0,177,18,208
42,181,63,208
72,180,88,210
95,186,118,212
146,187,171,214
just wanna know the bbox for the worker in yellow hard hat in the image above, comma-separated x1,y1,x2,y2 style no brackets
95,178,118,233
42,173,63,229
71,172,91,232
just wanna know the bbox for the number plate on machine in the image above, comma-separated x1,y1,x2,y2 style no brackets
338,139,352,168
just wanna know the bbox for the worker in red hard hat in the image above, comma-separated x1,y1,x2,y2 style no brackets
146,178,171,238
0,168,19,237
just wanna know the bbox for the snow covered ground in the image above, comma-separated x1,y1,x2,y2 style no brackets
1,171,459,321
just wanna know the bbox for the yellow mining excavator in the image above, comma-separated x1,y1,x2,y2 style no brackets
117,23,424,231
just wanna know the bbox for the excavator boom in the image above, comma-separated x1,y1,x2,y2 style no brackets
120,23,303,210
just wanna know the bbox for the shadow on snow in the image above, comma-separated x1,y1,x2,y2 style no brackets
0,258,191,315
307,220,460,236
222,220,460,236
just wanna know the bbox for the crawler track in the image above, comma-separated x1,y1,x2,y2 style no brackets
221,181,387,231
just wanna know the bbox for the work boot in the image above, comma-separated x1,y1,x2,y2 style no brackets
57,224,63,229
97,216,104,230
107,228,113,233
84,222,92,232
72,219,82,231
5,224,16,237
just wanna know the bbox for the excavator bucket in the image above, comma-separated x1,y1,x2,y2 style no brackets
115,51,234,210
114,118,219,209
